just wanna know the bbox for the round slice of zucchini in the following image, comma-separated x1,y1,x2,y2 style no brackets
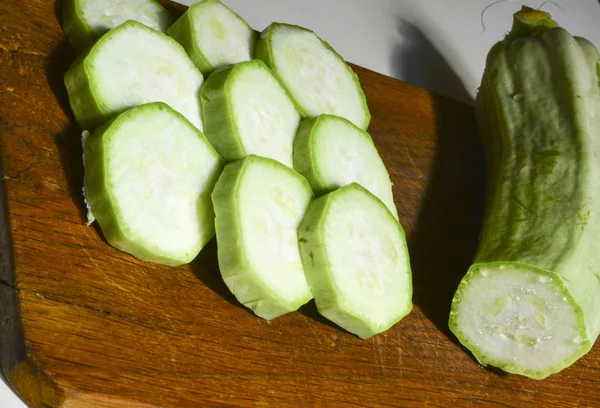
293,114,398,219
257,23,371,130
84,102,223,266
65,21,204,132
167,0,257,76
201,60,300,168
299,183,412,339
212,155,314,319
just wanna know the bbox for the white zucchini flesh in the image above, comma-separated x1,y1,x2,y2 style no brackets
256,23,371,130
84,102,223,266
64,21,204,132
62,0,173,51
201,60,300,167
212,155,314,319
298,183,412,339
293,114,398,219
167,0,257,76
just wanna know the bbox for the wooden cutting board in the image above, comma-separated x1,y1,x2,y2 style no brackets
1,1,598,407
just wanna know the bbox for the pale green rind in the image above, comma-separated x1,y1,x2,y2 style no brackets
291,116,328,195
256,23,371,130
64,20,203,132
83,117,120,239
449,263,591,380
298,183,412,339
64,47,108,131
451,9,600,379
167,0,257,76
212,155,314,320
166,6,213,75
61,0,173,53
84,102,223,266
200,64,246,161
61,0,95,53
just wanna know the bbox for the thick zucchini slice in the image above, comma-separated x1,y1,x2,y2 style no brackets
293,114,398,219
200,59,300,167
256,23,370,130
212,155,314,319
167,0,257,76
299,183,412,339
84,102,222,266
65,21,204,132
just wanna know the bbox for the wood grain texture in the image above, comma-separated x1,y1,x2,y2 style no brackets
0,1,598,407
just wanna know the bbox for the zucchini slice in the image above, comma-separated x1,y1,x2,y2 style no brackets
298,183,412,339
65,20,204,132
61,0,173,52
84,102,223,266
256,23,371,130
212,155,314,319
167,0,257,76
201,59,300,167
449,7,600,379
293,114,398,219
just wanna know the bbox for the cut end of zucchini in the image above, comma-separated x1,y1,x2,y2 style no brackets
201,60,300,167
84,102,222,266
293,114,398,219
450,264,591,379
65,20,204,132
62,0,173,51
299,183,412,339
212,155,314,319
167,0,257,75
257,23,370,129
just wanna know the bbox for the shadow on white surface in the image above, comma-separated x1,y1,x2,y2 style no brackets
391,20,473,104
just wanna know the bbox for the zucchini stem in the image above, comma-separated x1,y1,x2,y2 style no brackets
505,6,559,43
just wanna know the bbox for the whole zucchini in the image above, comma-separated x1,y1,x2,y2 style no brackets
449,7,600,379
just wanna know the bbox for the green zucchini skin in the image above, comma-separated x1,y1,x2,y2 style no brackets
61,0,95,52
199,64,245,160
166,7,213,75
64,47,108,131
449,7,600,379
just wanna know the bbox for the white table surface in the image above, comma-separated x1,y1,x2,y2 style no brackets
1,0,599,406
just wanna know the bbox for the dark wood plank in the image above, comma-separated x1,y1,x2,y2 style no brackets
0,1,598,407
